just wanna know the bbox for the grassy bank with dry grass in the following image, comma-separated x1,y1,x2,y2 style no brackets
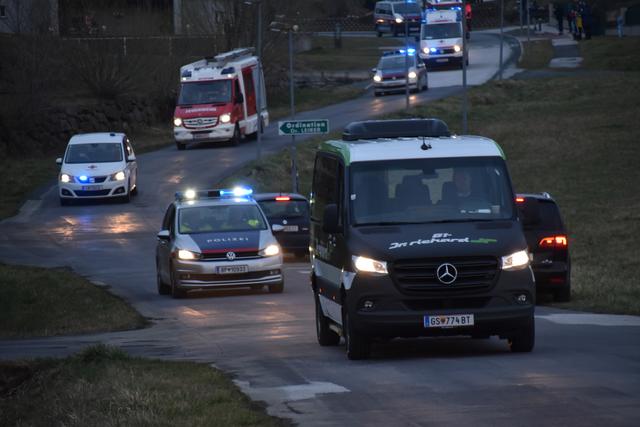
0,345,286,427
219,70,640,315
518,40,554,69
0,264,147,338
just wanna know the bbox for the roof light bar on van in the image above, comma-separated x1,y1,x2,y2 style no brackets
342,119,450,141
175,186,253,201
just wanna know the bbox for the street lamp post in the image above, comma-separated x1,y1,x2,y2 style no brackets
244,0,263,160
462,4,468,134
404,0,410,110
499,0,504,80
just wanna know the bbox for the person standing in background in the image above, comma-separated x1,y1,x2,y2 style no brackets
554,2,565,35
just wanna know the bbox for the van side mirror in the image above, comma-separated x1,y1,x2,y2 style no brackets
236,92,244,104
272,224,284,232
322,204,341,234
157,230,170,240
56,157,62,165
371,67,377,73
127,154,136,162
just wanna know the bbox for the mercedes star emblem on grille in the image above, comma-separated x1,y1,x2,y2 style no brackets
437,263,457,284
226,251,236,261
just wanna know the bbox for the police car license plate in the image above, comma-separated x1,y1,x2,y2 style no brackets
424,314,474,328
217,265,249,274
436,58,449,63
81,185,102,191
283,225,299,232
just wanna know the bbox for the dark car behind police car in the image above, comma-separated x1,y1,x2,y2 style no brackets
254,193,310,258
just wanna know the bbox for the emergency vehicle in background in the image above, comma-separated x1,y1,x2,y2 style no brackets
173,48,268,150
419,8,465,69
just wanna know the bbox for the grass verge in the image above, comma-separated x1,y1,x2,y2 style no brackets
0,345,286,427
0,264,147,338
579,36,640,71
220,72,640,315
269,86,364,121
518,40,554,69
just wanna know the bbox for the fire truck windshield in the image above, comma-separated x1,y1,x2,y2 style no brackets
178,80,232,106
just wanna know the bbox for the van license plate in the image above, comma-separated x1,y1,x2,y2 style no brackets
217,265,249,274
194,133,209,139
436,58,449,63
81,185,102,191
283,225,299,232
424,314,474,328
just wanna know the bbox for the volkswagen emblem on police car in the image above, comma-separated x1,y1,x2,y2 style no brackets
436,263,457,284
226,251,236,261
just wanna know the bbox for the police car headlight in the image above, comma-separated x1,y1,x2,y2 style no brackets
353,255,388,275
220,113,231,124
60,173,72,183
422,47,429,55
110,171,126,181
454,45,461,53
394,14,403,24
177,249,200,260
260,244,280,257
173,117,183,127
373,74,382,82
408,71,417,80
501,250,530,270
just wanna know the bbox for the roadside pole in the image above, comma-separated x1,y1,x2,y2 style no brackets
256,0,263,160
288,29,298,193
499,0,504,80
526,2,531,43
462,9,468,134
404,0,410,110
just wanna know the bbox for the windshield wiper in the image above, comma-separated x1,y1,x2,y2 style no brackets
426,218,497,224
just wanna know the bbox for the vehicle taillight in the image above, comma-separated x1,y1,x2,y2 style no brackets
539,235,568,249
275,196,291,202
515,197,525,203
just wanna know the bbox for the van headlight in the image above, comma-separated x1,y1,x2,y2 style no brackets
60,173,72,183
177,249,200,260
408,71,417,80
422,47,429,55
260,244,280,257
220,113,231,124
501,250,530,270
394,14,403,24
111,171,126,181
454,45,461,53
173,117,183,127
373,74,382,82
353,255,388,275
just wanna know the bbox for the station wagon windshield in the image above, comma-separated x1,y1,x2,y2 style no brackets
179,205,267,234
65,143,123,164
350,157,514,225
178,80,232,105
379,56,415,70
421,23,461,39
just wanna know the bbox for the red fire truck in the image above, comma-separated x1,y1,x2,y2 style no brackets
173,48,268,150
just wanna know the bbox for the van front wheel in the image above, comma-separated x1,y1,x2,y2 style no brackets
342,304,370,360
315,294,340,346
508,316,535,353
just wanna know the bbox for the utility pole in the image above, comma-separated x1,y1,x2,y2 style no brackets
499,0,504,80
288,27,298,193
404,0,410,110
462,6,468,134
244,0,264,160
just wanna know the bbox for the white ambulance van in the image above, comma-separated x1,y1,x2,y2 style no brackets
419,9,465,69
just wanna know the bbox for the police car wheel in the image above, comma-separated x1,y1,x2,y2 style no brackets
156,268,170,295
120,182,131,203
342,304,371,360
508,316,535,353
315,294,340,346
268,282,284,293
170,265,185,298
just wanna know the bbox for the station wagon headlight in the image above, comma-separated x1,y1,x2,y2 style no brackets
173,117,183,127
394,14,403,24
373,74,382,82
111,171,126,181
177,249,200,260
454,45,461,53
353,255,388,275
408,71,417,80
501,250,530,270
60,173,72,183
260,244,280,257
220,113,231,124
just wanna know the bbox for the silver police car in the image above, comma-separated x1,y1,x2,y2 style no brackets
156,187,284,298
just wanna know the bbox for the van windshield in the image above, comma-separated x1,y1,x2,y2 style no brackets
394,3,422,14
421,23,461,39
65,143,123,164
350,157,514,226
178,80,232,105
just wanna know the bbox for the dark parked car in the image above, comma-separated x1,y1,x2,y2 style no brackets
517,193,571,302
254,193,310,258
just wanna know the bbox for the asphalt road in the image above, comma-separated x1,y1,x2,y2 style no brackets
1,33,639,426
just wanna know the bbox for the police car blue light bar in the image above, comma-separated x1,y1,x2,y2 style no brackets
175,186,253,201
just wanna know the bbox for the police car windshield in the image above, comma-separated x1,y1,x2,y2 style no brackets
259,200,308,219
350,157,514,226
178,80,232,105
394,3,421,14
179,205,267,234
379,56,415,70
65,143,123,164
422,23,461,39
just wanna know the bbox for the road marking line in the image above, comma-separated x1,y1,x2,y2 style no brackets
537,313,640,327
233,380,349,402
